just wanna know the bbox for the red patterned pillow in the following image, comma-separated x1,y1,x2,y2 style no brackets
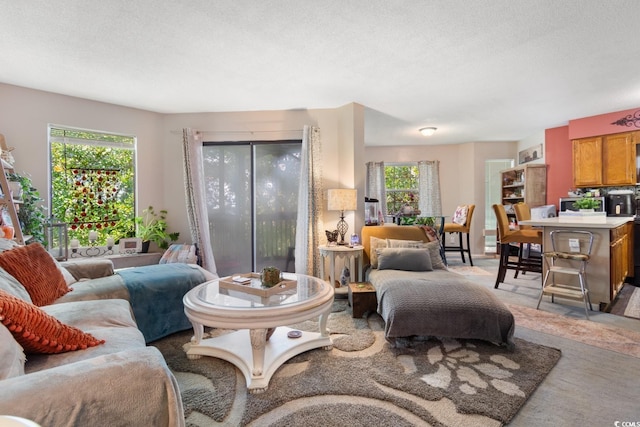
0,243,70,306
0,290,105,354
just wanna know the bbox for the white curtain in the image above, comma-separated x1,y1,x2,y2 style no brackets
418,160,442,216
365,161,387,218
295,126,323,276
182,128,218,275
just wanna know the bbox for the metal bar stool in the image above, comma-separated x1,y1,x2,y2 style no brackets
537,230,594,319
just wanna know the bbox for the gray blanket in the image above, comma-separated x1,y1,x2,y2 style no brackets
368,268,515,347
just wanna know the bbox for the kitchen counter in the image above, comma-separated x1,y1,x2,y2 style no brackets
519,215,633,310
518,216,632,229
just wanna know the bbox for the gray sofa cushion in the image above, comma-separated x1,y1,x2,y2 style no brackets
0,323,25,379
26,299,145,373
0,266,31,302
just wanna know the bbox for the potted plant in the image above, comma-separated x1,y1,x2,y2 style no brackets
135,206,179,251
6,172,46,244
572,197,601,211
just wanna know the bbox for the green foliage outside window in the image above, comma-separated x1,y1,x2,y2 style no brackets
384,164,420,214
50,128,135,245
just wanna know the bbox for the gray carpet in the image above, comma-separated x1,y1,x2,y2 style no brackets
624,287,640,319
152,299,560,426
447,255,640,426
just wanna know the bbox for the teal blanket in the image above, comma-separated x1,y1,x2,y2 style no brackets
118,264,207,343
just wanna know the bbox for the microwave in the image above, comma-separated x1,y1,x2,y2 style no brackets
559,197,605,212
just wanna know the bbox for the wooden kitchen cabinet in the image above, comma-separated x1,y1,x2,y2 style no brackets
573,131,636,187
610,223,631,302
572,137,602,187
603,132,635,185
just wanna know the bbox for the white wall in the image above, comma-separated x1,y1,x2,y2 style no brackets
364,141,517,255
1,82,528,258
0,84,362,250
0,83,164,218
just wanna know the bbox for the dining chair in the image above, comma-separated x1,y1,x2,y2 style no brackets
513,202,538,278
493,204,543,289
443,204,475,266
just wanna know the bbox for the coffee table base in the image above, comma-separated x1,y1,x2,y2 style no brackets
186,326,332,393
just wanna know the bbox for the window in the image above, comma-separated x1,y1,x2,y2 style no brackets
202,140,301,277
384,163,420,214
49,126,136,244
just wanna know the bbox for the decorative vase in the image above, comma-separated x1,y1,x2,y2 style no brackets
141,240,150,253
261,266,281,288
340,266,350,287
402,204,413,215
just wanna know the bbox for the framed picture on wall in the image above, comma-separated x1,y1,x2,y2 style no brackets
518,144,543,164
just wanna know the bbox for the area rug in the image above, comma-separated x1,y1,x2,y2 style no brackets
623,287,640,320
152,300,560,427
447,265,493,276
507,303,640,358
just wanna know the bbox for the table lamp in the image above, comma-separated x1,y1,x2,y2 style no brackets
327,188,357,245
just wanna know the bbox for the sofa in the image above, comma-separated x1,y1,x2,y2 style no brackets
0,239,216,426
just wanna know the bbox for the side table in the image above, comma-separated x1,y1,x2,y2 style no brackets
348,282,377,318
318,245,363,287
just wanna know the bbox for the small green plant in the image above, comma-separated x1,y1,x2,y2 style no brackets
572,197,601,210
7,172,46,243
135,206,179,249
260,266,281,288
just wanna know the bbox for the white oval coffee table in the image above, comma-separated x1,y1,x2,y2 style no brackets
183,273,334,393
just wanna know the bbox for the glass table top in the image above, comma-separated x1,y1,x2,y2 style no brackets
194,272,327,309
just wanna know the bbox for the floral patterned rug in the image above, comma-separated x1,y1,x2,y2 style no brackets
152,300,560,426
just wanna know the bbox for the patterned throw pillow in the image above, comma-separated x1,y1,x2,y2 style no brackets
386,238,446,270
0,290,105,354
452,205,469,225
422,240,446,270
159,244,197,264
0,243,70,306
369,236,388,268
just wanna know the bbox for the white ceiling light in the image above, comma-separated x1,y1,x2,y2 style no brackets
419,127,437,136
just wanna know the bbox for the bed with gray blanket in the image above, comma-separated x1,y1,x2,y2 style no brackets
361,226,515,348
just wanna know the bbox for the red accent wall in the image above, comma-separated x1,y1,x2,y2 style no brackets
545,126,572,209
569,107,640,139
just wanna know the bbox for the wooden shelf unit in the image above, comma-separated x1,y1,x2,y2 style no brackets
500,164,547,208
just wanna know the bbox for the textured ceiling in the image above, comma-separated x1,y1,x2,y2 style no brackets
2,0,640,146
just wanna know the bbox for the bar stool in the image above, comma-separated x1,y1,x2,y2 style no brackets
443,204,475,266
493,204,542,289
537,230,594,319
513,203,537,278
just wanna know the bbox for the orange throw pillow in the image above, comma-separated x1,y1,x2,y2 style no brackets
0,243,70,306
0,290,105,354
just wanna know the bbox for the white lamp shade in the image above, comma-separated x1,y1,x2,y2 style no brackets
327,189,357,211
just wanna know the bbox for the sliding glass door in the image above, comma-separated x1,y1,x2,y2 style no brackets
202,141,301,277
